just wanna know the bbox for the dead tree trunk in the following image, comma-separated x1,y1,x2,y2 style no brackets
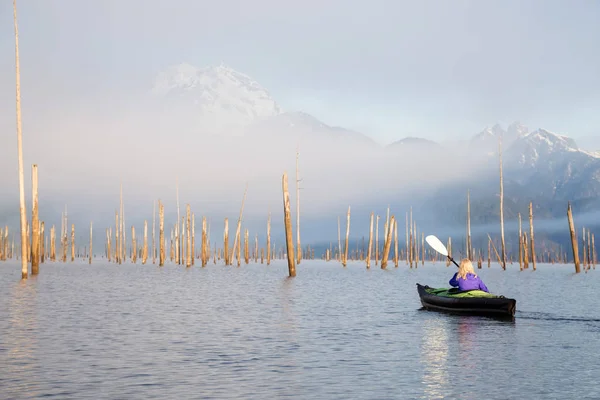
31,164,39,274
375,215,380,266
152,200,156,264
232,185,248,267
224,218,229,265
499,135,507,270
567,202,580,273
201,216,207,267
381,216,395,269
266,213,271,266
343,206,351,267
366,212,373,269
40,221,45,264
89,221,93,264
159,200,165,266
186,204,191,267
14,0,28,279
131,225,137,264
142,220,148,264
529,202,536,271
70,224,75,262
518,213,523,271
282,172,296,277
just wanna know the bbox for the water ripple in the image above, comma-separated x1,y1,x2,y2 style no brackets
0,260,599,399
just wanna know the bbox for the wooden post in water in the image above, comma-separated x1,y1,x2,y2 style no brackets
518,213,523,271
244,229,249,264
414,221,418,267
31,164,39,274
254,233,258,263
201,216,207,267
499,135,507,270
266,213,271,266
567,202,580,273
236,225,242,267
131,226,137,264
14,0,28,278
70,224,75,262
158,200,165,266
152,201,156,264
40,222,45,263
586,234,592,267
26,222,30,263
191,213,195,266
343,206,351,267
523,233,529,269
366,212,374,269
529,202,536,271
0,227,4,261
232,186,248,267
224,218,230,265
180,216,184,265
50,226,56,261
114,211,119,264
120,184,124,263
582,227,588,268
282,172,296,277
375,215,380,266
383,206,391,246
186,205,191,267
592,234,596,268
142,220,148,264
381,216,394,269
446,237,452,267
89,221,93,264
487,234,502,265
174,223,179,265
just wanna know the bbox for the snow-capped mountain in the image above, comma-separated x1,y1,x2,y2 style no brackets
151,63,281,128
506,128,583,168
500,128,600,201
469,122,529,155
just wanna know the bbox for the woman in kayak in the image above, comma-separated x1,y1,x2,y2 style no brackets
449,258,489,292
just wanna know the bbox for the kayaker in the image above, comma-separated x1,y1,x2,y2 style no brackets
449,258,489,292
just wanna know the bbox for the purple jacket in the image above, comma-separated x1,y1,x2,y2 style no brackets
449,272,489,292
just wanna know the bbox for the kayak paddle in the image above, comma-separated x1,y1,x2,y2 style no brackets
425,234,460,268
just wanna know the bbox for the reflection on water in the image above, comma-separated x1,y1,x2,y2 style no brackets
420,317,449,400
1,280,40,399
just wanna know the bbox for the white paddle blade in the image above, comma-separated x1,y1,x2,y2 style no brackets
425,235,448,257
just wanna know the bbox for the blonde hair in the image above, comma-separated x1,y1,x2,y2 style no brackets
457,258,476,280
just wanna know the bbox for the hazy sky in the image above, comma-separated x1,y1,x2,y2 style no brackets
1,0,599,147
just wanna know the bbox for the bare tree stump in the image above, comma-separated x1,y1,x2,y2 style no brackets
567,202,580,273
282,172,296,277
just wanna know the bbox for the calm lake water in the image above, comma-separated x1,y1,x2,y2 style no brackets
1,260,599,399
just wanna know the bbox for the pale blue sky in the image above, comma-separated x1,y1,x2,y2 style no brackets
1,0,599,147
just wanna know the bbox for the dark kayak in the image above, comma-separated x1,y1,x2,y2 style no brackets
416,283,516,318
